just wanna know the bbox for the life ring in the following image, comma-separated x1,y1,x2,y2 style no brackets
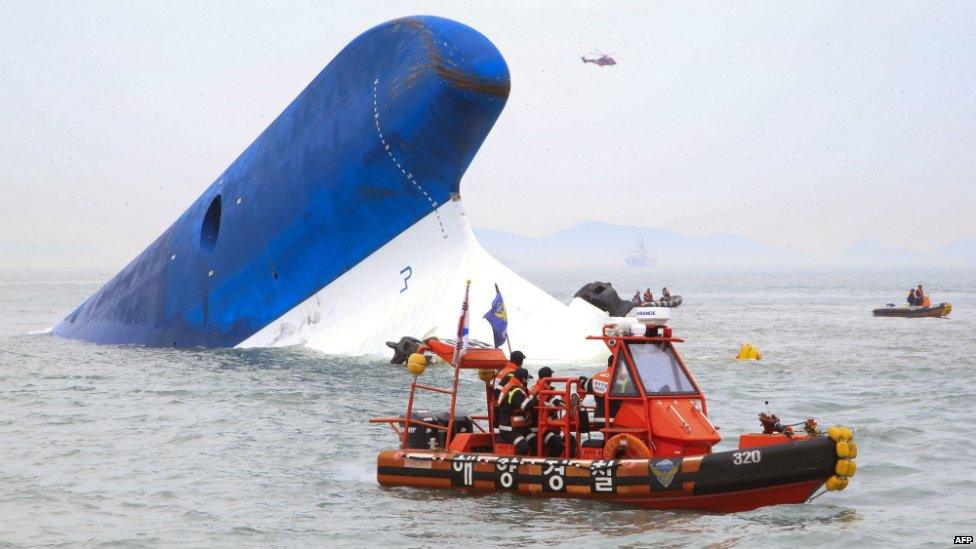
604,433,652,459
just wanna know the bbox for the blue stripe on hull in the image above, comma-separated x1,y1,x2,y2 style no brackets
54,16,510,347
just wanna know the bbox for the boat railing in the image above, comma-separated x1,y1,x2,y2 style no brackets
534,377,584,458
398,356,464,451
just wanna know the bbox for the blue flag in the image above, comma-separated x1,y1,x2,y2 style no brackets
483,284,508,348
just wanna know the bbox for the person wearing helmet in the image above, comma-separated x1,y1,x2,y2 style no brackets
530,366,555,397
490,350,526,441
496,366,534,455
493,350,525,400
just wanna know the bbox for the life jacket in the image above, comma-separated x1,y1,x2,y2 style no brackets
529,379,548,397
498,376,525,406
529,380,564,421
586,366,614,420
493,363,517,395
587,367,612,397
497,378,531,429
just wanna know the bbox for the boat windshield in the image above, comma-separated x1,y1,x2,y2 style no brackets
610,353,640,397
627,342,696,395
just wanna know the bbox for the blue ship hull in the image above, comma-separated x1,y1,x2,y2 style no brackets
54,16,510,347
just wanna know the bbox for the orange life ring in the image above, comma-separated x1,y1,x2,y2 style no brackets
604,433,653,459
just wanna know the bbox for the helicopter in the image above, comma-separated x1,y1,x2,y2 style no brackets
581,50,617,67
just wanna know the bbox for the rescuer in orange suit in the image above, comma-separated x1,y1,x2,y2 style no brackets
491,350,525,440
497,367,534,455
493,350,525,400
578,355,619,431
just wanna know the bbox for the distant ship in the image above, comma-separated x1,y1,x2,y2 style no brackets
625,238,654,267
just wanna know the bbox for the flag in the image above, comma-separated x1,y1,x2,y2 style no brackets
483,283,508,348
452,280,471,366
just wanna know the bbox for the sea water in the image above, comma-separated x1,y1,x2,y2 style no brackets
1,267,974,547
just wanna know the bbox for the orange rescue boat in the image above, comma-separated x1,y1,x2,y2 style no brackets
371,313,857,512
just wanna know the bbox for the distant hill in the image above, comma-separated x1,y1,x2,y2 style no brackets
935,238,976,265
837,238,976,266
474,221,813,268
4,231,972,274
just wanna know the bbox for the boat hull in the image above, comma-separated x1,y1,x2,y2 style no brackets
649,295,682,308
872,303,951,318
376,436,838,512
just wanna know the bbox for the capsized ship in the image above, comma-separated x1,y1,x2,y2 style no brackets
53,16,613,360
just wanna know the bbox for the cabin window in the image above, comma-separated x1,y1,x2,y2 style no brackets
628,342,695,395
609,354,639,397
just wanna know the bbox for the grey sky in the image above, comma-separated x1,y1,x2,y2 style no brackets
1,1,974,269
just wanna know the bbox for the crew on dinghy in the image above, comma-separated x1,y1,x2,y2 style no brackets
916,284,931,307
905,285,933,307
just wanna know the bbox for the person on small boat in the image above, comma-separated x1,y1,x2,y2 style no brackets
529,366,570,457
631,291,641,306
662,287,671,299
917,284,931,307
493,350,525,400
643,288,653,303
579,356,621,432
497,367,534,455
907,288,917,306
530,367,557,402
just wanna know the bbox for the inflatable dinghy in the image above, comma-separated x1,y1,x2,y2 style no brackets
872,303,951,318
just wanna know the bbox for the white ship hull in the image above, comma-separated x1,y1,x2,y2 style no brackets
238,201,610,363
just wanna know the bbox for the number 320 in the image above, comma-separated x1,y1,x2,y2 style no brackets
732,450,761,465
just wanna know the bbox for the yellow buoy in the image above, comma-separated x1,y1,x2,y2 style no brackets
827,425,853,442
836,440,858,459
825,475,849,491
406,353,427,375
735,343,762,361
835,459,857,478
478,368,496,383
